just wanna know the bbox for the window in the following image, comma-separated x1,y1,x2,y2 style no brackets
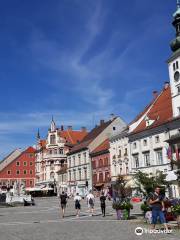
93,173,97,183
176,61,179,69
7,170,11,175
50,135,56,144
155,136,160,143
78,154,81,165
30,170,33,175
113,126,116,131
73,156,75,166
118,150,121,157
144,152,150,166
133,142,137,149
99,172,103,182
124,148,128,156
73,170,76,181
59,148,63,154
30,162,33,166
177,86,180,94
173,61,179,70
69,171,71,181
16,161,20,166
23,161,27,166
84,169,87,179
83,152,87,163
79,169,81,180
126,165,129,174
143,139,147,146
16,170,20,175
133,155,139,168
178,107,180,115
156,150,163,165
68,157,71,167
30,180,33,186
173,63,176,71
24,170,27,175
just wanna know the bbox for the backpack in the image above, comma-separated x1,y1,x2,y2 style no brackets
89,198,93,205
75,199,80,205
60,194,67,204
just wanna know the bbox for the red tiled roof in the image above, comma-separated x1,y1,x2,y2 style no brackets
131,86,173,134
91,139,110,155
59,130,87,145
40,140,46,148
69,119,114,154
24,146,36,153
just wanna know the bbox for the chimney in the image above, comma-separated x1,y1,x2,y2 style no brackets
61,125,64,131
67,126,72,131
164,82,169,89
153,91,158,98
100,119,105,125
81,127,86,132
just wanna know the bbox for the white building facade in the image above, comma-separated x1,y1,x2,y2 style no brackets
67,117,127,196
109,129,131,183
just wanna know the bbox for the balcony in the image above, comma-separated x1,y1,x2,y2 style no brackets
44,153,66,159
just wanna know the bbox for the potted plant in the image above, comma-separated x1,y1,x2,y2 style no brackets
171,199,180,227
112,200,133,220
122,201,133,219
112,201,124,220
141,202,151,218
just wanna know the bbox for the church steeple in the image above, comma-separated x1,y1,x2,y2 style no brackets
170,0,180,52
36,129,40,141
50,116,56,132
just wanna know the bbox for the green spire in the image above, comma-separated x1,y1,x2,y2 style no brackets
178,0,180,9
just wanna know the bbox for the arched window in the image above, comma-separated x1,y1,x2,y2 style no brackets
50,135,56,144
50,172,55,179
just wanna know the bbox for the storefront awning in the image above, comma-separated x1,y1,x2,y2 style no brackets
94,183,104,187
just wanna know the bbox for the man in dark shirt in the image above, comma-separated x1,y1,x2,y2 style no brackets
59,191,67,218
100,192,106,217
149,187,168,231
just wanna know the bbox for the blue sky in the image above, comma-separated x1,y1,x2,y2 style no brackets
0,0,177,158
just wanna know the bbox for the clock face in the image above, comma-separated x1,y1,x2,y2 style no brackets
174,71,180,82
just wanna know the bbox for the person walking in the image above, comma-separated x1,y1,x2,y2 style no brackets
74,193,82,217
86,190,95,216
100,192,106,217
148,187,169,232
59,191,68,218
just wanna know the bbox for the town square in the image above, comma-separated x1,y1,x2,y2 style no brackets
0,0,180,239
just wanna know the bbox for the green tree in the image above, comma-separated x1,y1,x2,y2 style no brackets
113,175,132,199
134,170,168,197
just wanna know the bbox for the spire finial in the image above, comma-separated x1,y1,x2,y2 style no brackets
36,128,40,140
50,116,56,132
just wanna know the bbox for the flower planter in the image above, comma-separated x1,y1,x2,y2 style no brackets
116,209,123,220
177,215,180,227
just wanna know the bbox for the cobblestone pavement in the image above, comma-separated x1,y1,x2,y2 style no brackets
0,197,179,240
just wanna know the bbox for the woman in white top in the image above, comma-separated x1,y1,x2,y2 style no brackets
86,190,95,216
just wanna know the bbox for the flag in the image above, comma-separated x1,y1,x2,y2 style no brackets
167,146,172,160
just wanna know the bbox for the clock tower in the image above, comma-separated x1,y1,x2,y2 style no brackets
168,0,180,117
